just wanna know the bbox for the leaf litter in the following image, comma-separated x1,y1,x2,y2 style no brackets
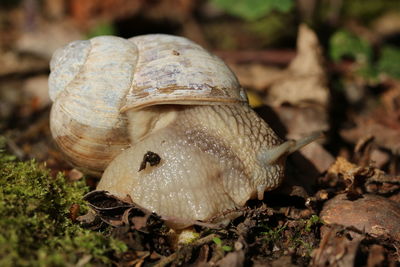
66,24,400,266
2,5,400,266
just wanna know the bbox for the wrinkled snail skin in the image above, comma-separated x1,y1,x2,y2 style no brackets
97,103,286,227
48,34,320,228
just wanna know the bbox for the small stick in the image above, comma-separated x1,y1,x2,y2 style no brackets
154,234,218,267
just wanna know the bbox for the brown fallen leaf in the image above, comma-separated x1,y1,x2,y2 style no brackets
154,234,219,267
369,148,390,169
216,250,245,267
353,135,391,169
16,20,83,59
327,157,372,198
76,209,102,228
311,225,364,267
366,244,386,267
271,105,329,139
69,0,198,42
0,50,48,76
21,75,51,115
266,24,329,108
252,255,295,267
191,245,210,266
341,85,400,154
341,117,400,154
320,194,400,241
327,156,400,200
83,190,133,211
69,0,142,25
82,190,169,230
255,105,332,185
82,190,141,227
228,63,286,91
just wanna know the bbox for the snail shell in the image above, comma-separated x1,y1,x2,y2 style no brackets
49,34,247,176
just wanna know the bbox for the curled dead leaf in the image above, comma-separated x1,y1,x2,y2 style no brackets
83,190,133,212
82,190,158,228
327,157,400,199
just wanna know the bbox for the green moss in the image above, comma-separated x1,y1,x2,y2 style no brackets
0,137,127,266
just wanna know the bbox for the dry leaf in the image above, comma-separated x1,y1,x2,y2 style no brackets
216,250,245,267
312,225,363,267
266,24,329,108
320,194,400,241
229,63,286,91
16,20,83,59
341,85,400,154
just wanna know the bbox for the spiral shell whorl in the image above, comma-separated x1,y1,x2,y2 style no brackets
49,40,91,101
49,36,138,175
123,34,247,111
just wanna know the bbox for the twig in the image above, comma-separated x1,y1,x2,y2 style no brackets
154,233,218,267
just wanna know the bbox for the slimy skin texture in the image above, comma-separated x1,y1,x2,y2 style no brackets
97,103,285,227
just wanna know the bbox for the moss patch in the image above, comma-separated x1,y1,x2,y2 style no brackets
0,138,127,266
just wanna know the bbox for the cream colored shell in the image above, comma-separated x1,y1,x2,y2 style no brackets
123,34,247,111
48,34,247,175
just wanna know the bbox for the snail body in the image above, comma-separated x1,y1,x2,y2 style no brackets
49,34,319,227
98,104,285,226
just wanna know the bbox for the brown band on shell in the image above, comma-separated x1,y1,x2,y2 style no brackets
120,96,243,112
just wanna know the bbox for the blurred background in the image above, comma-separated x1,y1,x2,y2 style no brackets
1,0,400,175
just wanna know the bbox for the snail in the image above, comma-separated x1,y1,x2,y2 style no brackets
49,34,321,228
